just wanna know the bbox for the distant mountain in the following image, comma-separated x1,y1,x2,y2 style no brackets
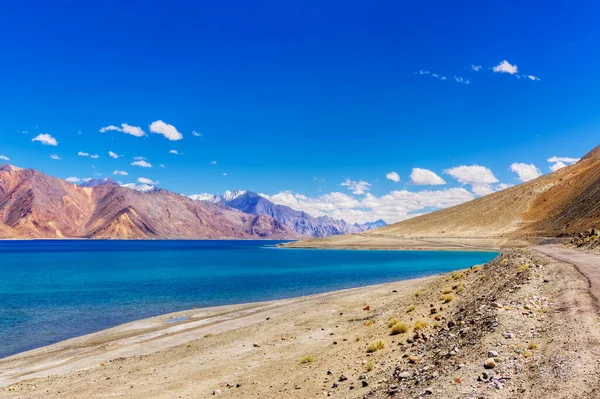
291,144,600,248
189,190,387,237
80,177,118,188
0,165,298,239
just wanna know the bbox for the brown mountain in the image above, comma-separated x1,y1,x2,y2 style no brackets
288,145,600,249
0,165,298,239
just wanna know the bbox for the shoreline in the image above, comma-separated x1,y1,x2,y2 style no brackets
0,274,438,387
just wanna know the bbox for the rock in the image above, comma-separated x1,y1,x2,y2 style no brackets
358,374,368,380
294,385,301,389
226,383,234,388
236,383,241,388
253,342,260,347
503,332,514,339
212,389,222,395
447,320,456,328
482,371,490,380
332,382,339,388
327,370,333,375
484,358,496,369
398,371,411,379
361,380,369,387
430,308,437,314
408,355,420,363
488,350,499,357
339,375,348,382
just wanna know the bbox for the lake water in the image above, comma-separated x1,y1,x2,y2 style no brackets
0,240,497,358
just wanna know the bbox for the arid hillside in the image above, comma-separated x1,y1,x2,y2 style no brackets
0,165,297,239
288,145,600,249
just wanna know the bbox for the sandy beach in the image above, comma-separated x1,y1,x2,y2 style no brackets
1,247,599,398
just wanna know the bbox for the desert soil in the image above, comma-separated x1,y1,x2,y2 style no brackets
1,248,599,398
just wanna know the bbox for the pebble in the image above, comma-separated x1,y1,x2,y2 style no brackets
398,371,411,379
253,343,260,347
212,389,221,395
484,358,497,369
361,380,369,387
488,350,499,357
338,375,348,382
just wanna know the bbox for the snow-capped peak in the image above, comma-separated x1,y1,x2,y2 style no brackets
121,183,155,193
189,190,247,204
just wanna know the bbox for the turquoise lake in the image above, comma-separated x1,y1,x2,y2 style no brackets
0,240,497,358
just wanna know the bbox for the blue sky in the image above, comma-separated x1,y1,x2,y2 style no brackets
1,1,598,223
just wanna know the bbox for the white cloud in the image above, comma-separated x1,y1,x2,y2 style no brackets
527,75,540,81
169,150,179,154
547,156,579,172
160,164,165,168
510,162,542,182
444,165,498,185
113,170,128,176
32,133,58,146
133,156,146,160
100,123,145,137
492,60,518,74
137,177,158,185
409,168,446,185
454,76,470,84
90,154,100,159
65,177,80,183
223,172,227,176
192,130,202,137
211,161,217,165
341,179,371,194
108,151,119,159
50,154,60,160
549,161,566,172
0,155,9,161
547,156,580,163
149,120,183,141
263,187,474,225
386,171,400,183
131,160,152,168
77,151,89,157
471,65,482,71
471,182,513,197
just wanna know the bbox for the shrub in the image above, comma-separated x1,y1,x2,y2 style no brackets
519,264,530,273
300,355,315,364
440,294,454,303
452,271,464,280
442,286,453,294
406,304,416,313
366,341,385,353
528,342,538,350
414,290,421,298
390,322,409,335
432,313,441,321
366,360,375,372
472,265,483,273
455,285,464,294
355,336,361,342
413,320,427,331
387,318,399,328
203,334,212,338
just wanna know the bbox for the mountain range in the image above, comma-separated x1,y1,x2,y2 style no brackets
289,144,600,248
189,190,386,237
0,165,384,240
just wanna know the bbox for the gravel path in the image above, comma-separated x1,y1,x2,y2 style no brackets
533,244,600,305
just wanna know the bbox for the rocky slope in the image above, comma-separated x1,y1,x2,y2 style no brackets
0,165,297,239
191,190,386,237
290,145,600,248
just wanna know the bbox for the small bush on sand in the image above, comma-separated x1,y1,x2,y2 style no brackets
355,336,361,342
472,265,483,273
452,271,464,280
413,320,427,331
366,360,375,372
390,322,409,335
366,341,385,353
433,321,441,329
519,264,530,273
440,294,454,303
432,313,441,321
442,286,453,294
406,304,416,313
523,350,532,358
300,355,315,364
528,342,538,350
203,334,212,338
455,285,464,294
414,290,421,297
387,318,399,328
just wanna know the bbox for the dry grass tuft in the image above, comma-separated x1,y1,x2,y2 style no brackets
300,355,315,364
442,286,453,294
390,322,409,335
440,294,454,303
366,341,385,353
406,304,416,313
413,320,427,331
